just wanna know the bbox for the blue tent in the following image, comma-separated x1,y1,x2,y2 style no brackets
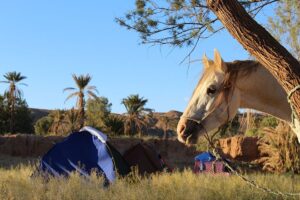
194,152,215,162
38,126,130,182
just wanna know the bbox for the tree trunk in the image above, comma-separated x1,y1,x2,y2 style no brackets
10,86,15,134
79,93,85,129
10,98,14,134
206,0,300,121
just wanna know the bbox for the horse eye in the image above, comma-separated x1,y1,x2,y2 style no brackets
207,86,217,95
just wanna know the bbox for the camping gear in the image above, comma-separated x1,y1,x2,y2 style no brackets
123,142,171,175
38,126,131,182
194,152,228,174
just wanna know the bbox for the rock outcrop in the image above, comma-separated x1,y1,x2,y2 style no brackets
219,135,260,162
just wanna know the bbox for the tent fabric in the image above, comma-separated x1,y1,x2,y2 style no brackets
194,152,215,162
123,143,167,175
39,127,130,182
80,126,107,143
105,142,131,176
194,152,230,174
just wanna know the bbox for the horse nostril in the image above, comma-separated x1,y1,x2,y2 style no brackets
179,124,186,135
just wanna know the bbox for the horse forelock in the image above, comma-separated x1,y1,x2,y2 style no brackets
192,60,259,114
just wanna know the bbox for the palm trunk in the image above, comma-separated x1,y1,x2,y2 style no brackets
10,85,16,134
10,98,14,134
207,0,300,120
79,93,85,129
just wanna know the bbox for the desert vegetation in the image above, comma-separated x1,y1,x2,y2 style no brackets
0,160,299,200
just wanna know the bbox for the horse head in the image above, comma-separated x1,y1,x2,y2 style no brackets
177,50,240,144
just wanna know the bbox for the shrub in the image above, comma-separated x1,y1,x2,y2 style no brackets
244,128,262,137
258,122,300,173
260,116,279,128
34,116,53,135
104,115,124,136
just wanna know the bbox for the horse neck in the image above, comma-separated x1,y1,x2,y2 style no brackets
235,63,292,122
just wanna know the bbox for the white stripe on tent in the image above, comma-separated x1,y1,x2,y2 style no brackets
80,126,116,182
42,161,60,177
80,126,107,143
92,136,116,182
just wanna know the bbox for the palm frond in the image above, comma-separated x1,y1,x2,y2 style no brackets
87,91,98,99
72,74,92,89
19,83,28,87
63,87,76,92
64,92,79,103
86,85,99,93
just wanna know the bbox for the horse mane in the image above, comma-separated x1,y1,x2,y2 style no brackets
226,60,260,79
212,60,260,112
222,60,260,88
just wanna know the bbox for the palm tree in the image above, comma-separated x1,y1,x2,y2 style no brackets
1,72,27,133
121,94,150,137
63,74,98,128
65,108,80,133
49,109,66,135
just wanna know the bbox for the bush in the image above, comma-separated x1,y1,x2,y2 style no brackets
260,116,279,128
0,96,33,134
104,115,124,135
258,123,300,173
244,128,262,137
34,116,53,135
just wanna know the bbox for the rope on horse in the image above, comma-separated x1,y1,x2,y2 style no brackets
287,85,300,128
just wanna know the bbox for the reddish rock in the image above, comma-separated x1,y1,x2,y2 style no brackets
219,135,260,162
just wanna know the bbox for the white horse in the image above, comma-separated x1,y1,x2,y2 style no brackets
177,50,300,144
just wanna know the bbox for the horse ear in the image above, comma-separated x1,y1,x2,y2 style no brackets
214,49,227,73
202,53,210,69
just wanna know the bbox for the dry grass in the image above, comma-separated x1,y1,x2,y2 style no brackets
0,157,300,200
258,123,300,173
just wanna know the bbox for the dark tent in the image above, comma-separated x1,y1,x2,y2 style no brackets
38,126,130,182
123,143,171,175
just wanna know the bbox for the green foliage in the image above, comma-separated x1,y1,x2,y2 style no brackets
0,95,33,134
86,97,112,129
260,116,279,129
219,115,240,137
244,128,260,137
64,108,80,133
243,115,279,137
34,108,81,135
1,71,28,133
122,94,151,136
13,99,34,133
103,114,124,136
268,0,300,59
34,116,53,135
117,1,276,49
48,109,67,135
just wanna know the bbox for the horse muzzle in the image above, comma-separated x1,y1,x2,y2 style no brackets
177,118,202,144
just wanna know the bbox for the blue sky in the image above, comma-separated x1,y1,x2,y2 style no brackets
0,1,274,113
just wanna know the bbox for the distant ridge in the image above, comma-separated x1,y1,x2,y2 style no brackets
30,108,51,123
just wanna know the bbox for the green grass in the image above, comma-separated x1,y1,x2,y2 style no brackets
0,157,300,200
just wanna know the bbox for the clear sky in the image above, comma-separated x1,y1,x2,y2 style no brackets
0,1,274,113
